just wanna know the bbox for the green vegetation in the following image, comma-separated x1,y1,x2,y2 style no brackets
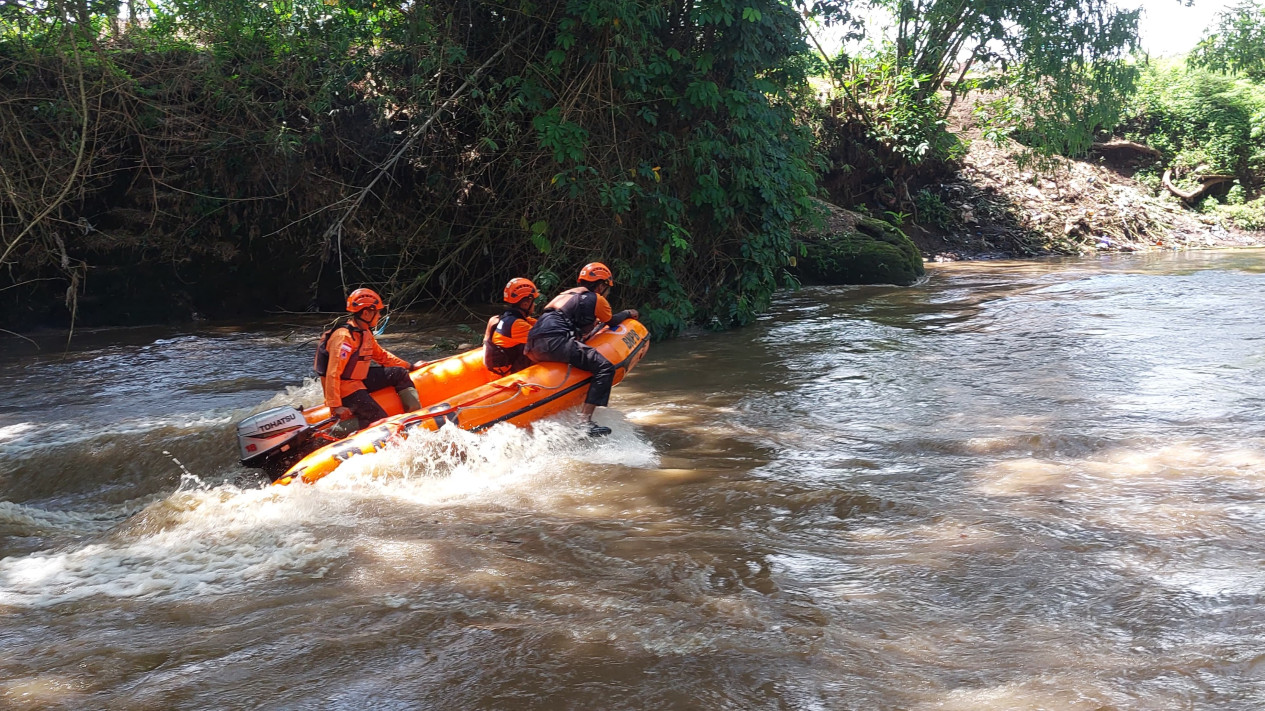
1121,59,1265,230
6,0,1261,337
1164,2,1265,232
879,0,1140,159
1,0,818,335
806,0,1141,215
1190,0,1265,81
1127,64,1264,182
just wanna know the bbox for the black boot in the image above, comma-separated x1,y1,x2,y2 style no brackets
584,421,612,437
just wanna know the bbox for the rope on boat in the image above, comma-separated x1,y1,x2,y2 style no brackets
440,365,578,416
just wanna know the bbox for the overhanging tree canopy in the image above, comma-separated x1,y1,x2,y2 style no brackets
1190,0,1265,80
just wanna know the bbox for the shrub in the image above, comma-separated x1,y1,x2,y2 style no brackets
1212,198,1265,229
1123,63,1264,190
1189,0,1265,81
913,188,954,229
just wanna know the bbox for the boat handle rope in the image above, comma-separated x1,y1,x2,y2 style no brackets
407,378,538,421
438,365,579,416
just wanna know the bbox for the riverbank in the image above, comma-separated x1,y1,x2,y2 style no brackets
897,98,1265,262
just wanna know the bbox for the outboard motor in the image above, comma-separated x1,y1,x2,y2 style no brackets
237,406,323,479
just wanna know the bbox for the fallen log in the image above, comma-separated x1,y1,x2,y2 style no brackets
1162,168,1236,204
1091,140,1163,160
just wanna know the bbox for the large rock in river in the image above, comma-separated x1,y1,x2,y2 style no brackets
794,200,925,286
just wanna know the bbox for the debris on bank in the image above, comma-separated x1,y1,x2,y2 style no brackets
904,103,1265,262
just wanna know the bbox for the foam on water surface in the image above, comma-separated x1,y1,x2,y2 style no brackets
0,412,658,610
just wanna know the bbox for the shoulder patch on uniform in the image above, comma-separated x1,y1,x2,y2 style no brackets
338,343,353,359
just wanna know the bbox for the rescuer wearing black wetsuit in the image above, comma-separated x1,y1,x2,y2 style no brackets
525,262,638,436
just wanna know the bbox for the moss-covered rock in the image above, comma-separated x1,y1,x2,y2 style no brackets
793,200,925,286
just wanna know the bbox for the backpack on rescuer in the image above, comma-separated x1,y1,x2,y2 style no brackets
312,323,362,377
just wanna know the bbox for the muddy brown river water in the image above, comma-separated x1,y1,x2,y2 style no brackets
2,251,1264,710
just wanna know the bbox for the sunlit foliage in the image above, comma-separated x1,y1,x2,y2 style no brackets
1190,0,1265,81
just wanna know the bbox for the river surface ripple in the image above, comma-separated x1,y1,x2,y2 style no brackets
1,251,1263,710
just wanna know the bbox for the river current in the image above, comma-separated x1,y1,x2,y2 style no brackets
1,251,1263,709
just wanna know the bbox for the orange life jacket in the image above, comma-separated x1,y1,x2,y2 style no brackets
484,310,532,374
313,323,370,380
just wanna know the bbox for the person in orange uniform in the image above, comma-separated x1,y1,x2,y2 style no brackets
525,263,638,436
315,288,424,434
484,277,539,376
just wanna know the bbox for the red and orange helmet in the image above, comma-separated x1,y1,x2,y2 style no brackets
578,262,613,286
503,277,539,304
346,288,384,313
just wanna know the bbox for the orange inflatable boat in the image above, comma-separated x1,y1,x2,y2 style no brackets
234,319,650,485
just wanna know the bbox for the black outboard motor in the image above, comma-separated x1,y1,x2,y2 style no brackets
237,406,329,480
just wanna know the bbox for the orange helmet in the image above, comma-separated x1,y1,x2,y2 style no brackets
346,288,384,313
503,277,539,304
578,262,613,286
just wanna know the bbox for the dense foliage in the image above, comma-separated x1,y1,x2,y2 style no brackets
1143,2,1265,231
1122,61,1265,229
2,0,1206,335
1,0,818,335
805,0,1141,212
1126,64,1264,183
1190,0,1265,81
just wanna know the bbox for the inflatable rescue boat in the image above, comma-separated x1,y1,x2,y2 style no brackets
235,319,649,485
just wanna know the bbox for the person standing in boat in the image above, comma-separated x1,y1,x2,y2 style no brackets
484,277,540,376
525,262,638,437
315,288,425,434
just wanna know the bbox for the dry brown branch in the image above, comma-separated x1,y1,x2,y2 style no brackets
317,29,529,296
0,39,92,267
